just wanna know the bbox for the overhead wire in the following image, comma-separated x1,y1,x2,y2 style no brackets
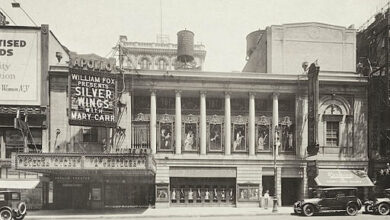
0,7,17,25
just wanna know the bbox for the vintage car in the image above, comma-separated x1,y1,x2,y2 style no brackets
293,188,362,216
0,191,27,220
371,188,390,215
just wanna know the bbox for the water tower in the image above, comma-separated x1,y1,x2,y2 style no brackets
176,30,196,69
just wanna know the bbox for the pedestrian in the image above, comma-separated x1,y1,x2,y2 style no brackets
264,190,270,209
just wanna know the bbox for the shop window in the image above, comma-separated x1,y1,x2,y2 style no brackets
326,121,339,147
82,127,98,143
237,184,259,202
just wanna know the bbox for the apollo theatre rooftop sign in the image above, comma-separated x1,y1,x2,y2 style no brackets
68,53,117,127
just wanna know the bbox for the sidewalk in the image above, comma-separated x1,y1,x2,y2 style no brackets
26,207,293,219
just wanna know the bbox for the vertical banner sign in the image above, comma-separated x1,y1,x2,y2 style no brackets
69,68,117,127
307,62,320,152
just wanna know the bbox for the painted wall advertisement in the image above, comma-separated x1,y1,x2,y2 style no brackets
69,68,117,127
0,30,40,105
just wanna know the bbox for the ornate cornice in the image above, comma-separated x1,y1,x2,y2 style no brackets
256,116,271,125
232,115,248,124
207,115,224,124
133,113,150,122
158,114,174,123
183,114,199,123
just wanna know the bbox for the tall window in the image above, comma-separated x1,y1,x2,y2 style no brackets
326,121,339,146
158,59,167,70
140,58,150,70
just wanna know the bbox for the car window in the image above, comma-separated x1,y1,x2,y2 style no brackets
0,194,4,201
11,193,20,200
326,191,338,198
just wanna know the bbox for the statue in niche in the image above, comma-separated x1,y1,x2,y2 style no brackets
160,123,172,150
257,130,268,151
233,125,246,151
184,123,197,151
210,124,222,151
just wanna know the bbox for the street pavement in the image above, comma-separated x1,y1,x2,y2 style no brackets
24,207,389,220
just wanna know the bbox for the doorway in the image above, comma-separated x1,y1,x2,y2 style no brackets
281,178,301,206
54,183,89,209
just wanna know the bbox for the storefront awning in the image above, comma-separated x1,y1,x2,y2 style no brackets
315,169,374,187
0,180,40,189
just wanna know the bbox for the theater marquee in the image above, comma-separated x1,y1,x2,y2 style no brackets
69,68,117,127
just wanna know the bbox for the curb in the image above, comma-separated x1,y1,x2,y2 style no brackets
26,212,293,219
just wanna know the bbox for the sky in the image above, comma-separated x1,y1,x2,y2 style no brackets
1,0,389,72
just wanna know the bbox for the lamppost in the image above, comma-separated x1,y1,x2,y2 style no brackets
273,125,281,212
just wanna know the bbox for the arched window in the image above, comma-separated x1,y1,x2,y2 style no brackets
319,96,352,155
140,58,150,70
158,59,167,70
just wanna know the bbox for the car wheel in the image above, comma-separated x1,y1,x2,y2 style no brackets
377,203,390,215
346,203,358,216
14,213,26,220
302,204,315,217
365,204,373,213
0,209,12,220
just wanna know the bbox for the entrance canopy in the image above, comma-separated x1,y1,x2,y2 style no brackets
0,180,40,189
315,169,374,187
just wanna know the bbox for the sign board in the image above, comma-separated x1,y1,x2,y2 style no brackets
0,29,40,105
69,68,117,127
315,169,373,187
15,154,151,171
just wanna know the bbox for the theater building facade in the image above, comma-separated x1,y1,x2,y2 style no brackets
13,22,371,209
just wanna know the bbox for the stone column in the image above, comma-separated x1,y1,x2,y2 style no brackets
200,91,207,155
272,93,279,155
224,92,231,155
175,90,182,154
150,90,157,154
249,92,256,155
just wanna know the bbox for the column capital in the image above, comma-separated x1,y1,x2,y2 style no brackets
224,91,232,97
150,89,157,95
200,91,207,96
249,92,256,98
272,92,280,98
175,90,182,96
